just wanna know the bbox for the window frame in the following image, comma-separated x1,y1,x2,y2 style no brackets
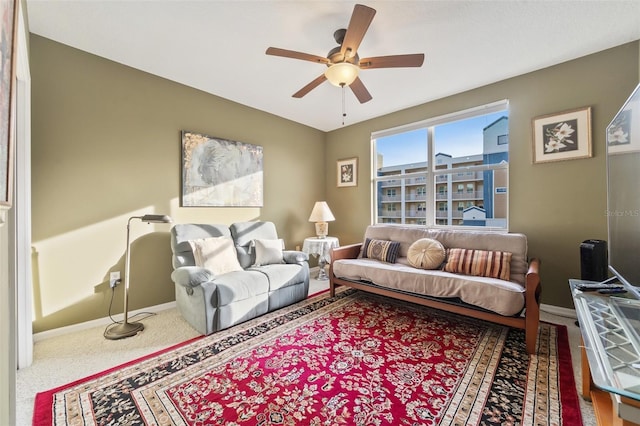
371,100,509,231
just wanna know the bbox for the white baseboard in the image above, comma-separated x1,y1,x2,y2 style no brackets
540,303,576,319
32,298,578,342
33,301,177,342
35,270,325,343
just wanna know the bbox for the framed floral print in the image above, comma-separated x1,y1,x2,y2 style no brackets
532,106,592,164
337,157,357,187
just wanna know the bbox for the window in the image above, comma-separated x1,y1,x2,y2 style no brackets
372,100,509,229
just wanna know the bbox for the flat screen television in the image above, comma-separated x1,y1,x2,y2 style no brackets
606,82,640,299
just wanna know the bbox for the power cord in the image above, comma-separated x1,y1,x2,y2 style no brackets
103,281,157,338
106,279,121,325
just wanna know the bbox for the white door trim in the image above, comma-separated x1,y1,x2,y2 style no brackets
15,1,32,369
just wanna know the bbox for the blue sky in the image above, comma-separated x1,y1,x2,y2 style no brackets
376,111,507,167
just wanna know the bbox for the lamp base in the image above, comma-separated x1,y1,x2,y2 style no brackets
104,321,144,340
315,222,329,239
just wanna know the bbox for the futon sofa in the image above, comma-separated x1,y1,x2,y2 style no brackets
170,221,310,335
329,224,541,354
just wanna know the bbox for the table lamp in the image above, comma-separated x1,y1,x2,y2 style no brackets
105,214,172,340
308,201,335,239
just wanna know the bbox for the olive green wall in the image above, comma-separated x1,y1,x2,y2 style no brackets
325,41,640,309
31,34,640,333
31,35,326,333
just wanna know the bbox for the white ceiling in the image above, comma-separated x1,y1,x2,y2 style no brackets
27,0,640,132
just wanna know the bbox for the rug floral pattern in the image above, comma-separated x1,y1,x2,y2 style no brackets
36,290,579,426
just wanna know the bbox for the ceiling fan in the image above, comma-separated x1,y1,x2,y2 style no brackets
266,4,425,104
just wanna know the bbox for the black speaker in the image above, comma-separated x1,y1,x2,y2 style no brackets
580,239,608,282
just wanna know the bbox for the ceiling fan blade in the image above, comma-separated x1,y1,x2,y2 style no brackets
350,77,372,103
292,74,327,98
359,54,425,69
340,4,376,59
266,47,330,65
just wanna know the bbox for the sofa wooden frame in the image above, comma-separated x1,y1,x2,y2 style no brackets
329,243,542,355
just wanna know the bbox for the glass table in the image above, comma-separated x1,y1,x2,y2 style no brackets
570,279,640,425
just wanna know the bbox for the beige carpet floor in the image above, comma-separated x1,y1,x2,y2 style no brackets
17,277,596,425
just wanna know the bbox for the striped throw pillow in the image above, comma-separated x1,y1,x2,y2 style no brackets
362,238,401,263
443,248,512,281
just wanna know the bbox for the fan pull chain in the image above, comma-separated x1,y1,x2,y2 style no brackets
341,84,347,126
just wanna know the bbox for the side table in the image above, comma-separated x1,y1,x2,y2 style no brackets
302,236,339,280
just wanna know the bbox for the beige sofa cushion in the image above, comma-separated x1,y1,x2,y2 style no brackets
363,224,528,286
333,258,525,316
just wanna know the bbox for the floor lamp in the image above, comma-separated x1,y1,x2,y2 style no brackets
105,214,172,340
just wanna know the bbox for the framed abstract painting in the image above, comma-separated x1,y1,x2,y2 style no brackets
181,131,263,207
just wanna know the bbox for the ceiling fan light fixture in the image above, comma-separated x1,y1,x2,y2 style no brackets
324,62,359,87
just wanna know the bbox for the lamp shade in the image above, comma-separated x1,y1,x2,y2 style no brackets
140,214,172,224
324,62,359,87
308,201,335,222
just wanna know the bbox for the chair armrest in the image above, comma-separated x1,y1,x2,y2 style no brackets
330,243,362,261
171,266,215,288
525,258,542,302
525,258,541,293
524,257,542,354
283,250,309,264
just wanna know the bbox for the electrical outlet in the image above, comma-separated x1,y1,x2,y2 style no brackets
109,271,120,288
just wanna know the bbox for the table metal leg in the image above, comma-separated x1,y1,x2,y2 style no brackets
317,257,328,280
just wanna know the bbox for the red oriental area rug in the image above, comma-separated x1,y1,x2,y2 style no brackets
33,289,582,425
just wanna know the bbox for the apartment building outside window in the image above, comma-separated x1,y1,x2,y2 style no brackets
372,100,509,229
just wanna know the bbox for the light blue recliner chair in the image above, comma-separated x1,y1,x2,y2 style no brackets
170,221,310,335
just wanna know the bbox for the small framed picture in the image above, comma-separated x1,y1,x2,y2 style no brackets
337,157,357,187
532,106,592,164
